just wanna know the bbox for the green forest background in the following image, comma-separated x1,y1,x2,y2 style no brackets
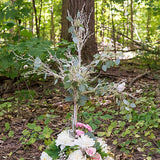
0,0,160,80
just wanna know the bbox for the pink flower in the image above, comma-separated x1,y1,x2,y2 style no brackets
91,153,102,160
76,130,84,136
85,147,96,157
76,122,93,132
76,122,85,128
85,124,92,132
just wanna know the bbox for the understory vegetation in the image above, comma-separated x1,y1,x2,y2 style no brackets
0,72,160,159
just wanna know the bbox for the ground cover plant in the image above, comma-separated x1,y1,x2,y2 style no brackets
0,66,159,160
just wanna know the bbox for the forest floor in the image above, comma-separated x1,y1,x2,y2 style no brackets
0,58,160,160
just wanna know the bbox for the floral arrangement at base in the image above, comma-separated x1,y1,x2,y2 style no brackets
40,122,114,160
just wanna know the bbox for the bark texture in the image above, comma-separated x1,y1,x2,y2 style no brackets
130,0,134,49
61,0,97,64
50,6,56,46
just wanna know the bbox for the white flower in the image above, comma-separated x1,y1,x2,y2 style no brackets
55,130,75,150
74,134,95,149
40,152,52,160
117,82,125,92
97,138,110,153
67,150,86,160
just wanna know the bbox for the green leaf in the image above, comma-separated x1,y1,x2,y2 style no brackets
125,107,130,111
94,119,102,125
85,117,93,123
5,21,15,29
20,29,33,38
106,121,117,137
78,95,88,106
34,57,41,70
97,132,106,137
54,79,58,85
107,60,114,67
130,103,136,108
79,84,85,92
27,137,36,145
144,142,152,147
5,122,10,131
119,121,126,127
128,125,135,130
45,140,60,159
150,133,156,139
73,37,78,44
100,114,113,120
67,16,73,22
126,113,132,121
8,131,14,137
113,139,118,145
102,64,107,72
65,96,73,102
121,128,131,137
68,26,74,33
77,11,80,18
89,123,98,130
123,99,130,105
38,115,45,120
44,118,50,125
38,134,44,139
27,123,36,129
22,129,30,136
146,157,152,160
94,60,100,65
79,27,85,31
64,75,69,82
115,58,120,65
64,81,71,89
34,126,42,132
81,96,88,101
42,127,53,139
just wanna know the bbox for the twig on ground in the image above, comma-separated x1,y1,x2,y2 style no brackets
129,70,151,88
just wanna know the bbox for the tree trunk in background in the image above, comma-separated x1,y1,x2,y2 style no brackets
42,16,45,40
10,0,16,39
61,0,97,64
9,0,17,41
95,0,98,40
123,1,125,47
107,15,110,39
126,0,129,47
32,0,40,38
32,0,43,38
146,9,151,42
110,0,116,56
130,0,134,49
101,0,106,42
38,0,43,37
50,6,56,46
29,12,34,34
61,0,69,41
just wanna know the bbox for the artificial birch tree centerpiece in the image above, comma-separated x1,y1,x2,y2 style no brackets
65,7,94,132
30,7,118,134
